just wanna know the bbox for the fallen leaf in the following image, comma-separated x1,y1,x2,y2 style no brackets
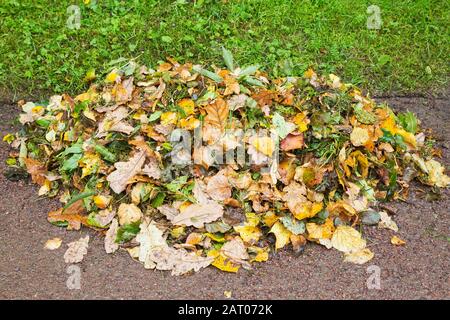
331,226,366,253
44,238,62,250
64,236,89,263
270,221,291,250
391,235,406,246
280,132,304,151
171,202,224,228
344,248,374,264
104,218,119,254
107,150,146,194
378,211,398,232
117,203,142,225
206,172,232,201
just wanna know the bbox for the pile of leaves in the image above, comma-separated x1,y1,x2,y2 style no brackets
4,50,449,275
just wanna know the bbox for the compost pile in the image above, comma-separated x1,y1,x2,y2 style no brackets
5,51,449,275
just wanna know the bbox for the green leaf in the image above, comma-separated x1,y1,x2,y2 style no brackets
272,112,295,139
116,221,141,243
243,76,264,87
192,65,223,83
397,111,417,134
280,216,305,235
148,110,162,122
61,153,82,172
63,190,96,211
165,175,188,192
222,47,234,71
94,144,117,162
151,192,166,208
238,65,259,78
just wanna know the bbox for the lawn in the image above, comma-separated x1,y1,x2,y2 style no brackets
0,0,448,100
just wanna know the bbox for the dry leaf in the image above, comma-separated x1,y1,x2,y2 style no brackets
270,221,291,250
280,132,304,151
344,248,374,264
171,202,224,228
64,236,89,263
117,203,142,225
331,226,366,253
206,172,231,201
350,127,370,147
107,150,146,194
104,218,119,254
378,211,398,232
44,238,62,250
205,98,229,131
391,235,406,246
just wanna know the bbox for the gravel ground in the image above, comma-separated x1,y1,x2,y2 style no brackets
0,96,448,300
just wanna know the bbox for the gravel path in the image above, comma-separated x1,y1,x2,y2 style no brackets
0,96,448,299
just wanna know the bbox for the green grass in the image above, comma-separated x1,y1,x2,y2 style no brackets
0,0,448,100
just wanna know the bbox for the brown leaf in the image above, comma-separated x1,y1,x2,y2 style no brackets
24,158,47,185
280,132,304,151
106,150,146,194
204,98,229,131
251,89,277,107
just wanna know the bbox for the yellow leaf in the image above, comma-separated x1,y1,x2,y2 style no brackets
425,159,450,187
331,225,366,253
234,225,262,244
293,201,323,220
344,248,374,264
105,69,120,83
270,221,291,250
306,218,335,240
248,246,270,262
44,237,62,250
292,111,310,132
350,127,370,147
391,235,406,246
204,232,226,243
178,98,195,116
160,111,178,125
93,195,112,209
179,117,200,130
263,211,278,227
117,203,142,225
251,136,275,157
80,152,101,179
208,249,240,273
170,226,185,239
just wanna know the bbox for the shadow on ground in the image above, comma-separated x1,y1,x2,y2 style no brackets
0,96,448,299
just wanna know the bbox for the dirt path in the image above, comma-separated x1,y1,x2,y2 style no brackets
0,97,448,300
